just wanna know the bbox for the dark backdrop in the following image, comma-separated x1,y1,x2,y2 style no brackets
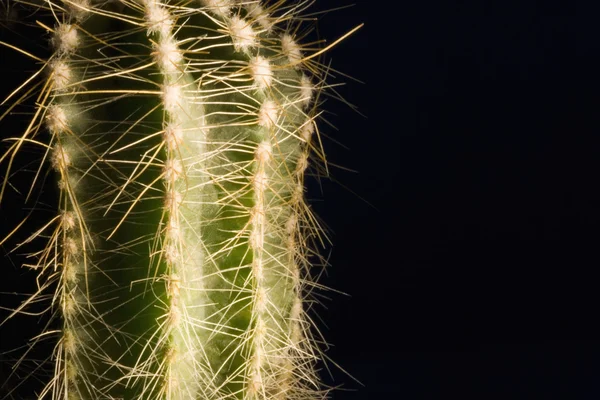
316,1,600,399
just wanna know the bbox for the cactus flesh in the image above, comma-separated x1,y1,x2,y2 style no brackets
0,1,356,399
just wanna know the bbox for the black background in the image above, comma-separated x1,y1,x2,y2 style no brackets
4,0,600,398
316,0,600,398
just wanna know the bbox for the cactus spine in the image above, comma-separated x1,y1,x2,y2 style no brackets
0,1,355,399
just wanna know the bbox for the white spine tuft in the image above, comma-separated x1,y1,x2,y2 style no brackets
163,123,184,151
50,60,72,92
285,213,298,235
63,262,79,285
249,56,273,90
200,0,233,17
164,159,184,182
154,37,183,73
144,0,174,36
63,237,79,258
46,105,69,134
299,74,314,109
281,34,303,68
258,99,279,129
295,152,308,175
300,119,315,142
255,141,272,164
290,184,304,205
228,16,256,52
245,3,273,32
165,189,183,211
162,83,183,113
52,24,79,55
67,0,91,21
164,243,179,264
51,144,72,171
61,211,76,231
253,169,268,193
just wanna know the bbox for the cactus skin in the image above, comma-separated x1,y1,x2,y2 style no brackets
0,1,356,399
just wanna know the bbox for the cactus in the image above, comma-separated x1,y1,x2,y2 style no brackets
0,1,360,399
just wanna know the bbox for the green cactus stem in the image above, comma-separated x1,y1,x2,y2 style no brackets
0,1,360,399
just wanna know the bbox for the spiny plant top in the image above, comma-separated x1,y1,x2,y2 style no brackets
0,0,359,399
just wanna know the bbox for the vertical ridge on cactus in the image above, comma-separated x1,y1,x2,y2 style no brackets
0,1,360,399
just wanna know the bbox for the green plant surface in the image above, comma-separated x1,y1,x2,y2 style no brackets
0,1,361,399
